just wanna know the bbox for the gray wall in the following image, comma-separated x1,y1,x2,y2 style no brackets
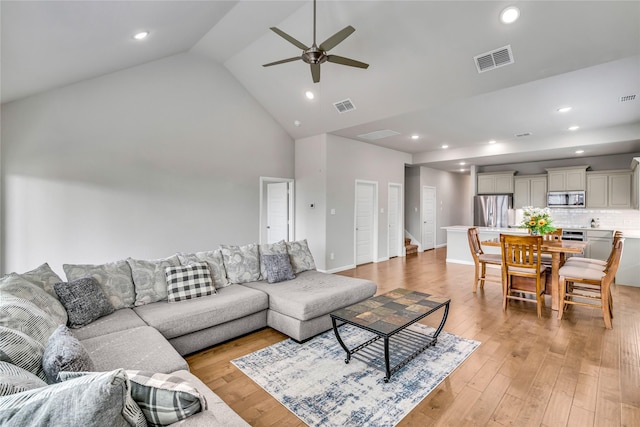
1,53,294,275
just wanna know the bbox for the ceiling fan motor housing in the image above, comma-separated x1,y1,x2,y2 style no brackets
302,46,328,65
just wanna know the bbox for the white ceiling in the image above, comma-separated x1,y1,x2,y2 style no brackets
2,1,640,173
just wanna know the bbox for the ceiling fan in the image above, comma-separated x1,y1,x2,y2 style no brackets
263,0,369,83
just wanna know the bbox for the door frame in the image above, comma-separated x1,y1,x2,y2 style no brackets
259,177,294,244
353,180,378,265
421,185,436,251
388,182,403,258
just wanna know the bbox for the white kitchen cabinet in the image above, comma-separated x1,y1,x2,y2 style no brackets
546,166,588,191
477,171,515,194
585,230,613,260
513,175,547,208
586,170,631,209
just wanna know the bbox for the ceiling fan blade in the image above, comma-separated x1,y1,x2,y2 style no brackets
327,55,369,69
319,26,355,52
310,64,320,83
263,57,301,67
270,27,309,51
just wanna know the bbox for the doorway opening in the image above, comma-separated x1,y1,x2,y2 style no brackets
260,177,294,244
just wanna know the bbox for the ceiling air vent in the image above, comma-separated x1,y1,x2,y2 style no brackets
357,129,401,141
474,45,514,73
619,94,637,102
515,132,532,138
333,98,356,113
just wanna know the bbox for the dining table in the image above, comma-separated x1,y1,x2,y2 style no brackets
481,237,589,311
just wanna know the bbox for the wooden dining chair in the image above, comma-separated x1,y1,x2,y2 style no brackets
467,227,502,292
539,228,563,266
564,231,623,269
500,234,547,318
557,237,624,329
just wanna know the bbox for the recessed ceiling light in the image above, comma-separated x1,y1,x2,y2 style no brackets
575,150,584,154
133,31,149,40
500,6,520,24
568,125,580,131
305,91,314,100
441,144,449,149
557,106,572,113
293,120,301,127
459,168,465,172
411,135,420,140
488,140,497,144
459,161,466,165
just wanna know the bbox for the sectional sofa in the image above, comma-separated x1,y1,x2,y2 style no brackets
0,240,377,426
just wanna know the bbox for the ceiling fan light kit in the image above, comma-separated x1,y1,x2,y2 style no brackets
263,0,369,83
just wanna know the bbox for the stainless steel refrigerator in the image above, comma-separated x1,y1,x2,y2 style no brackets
473,195,512,228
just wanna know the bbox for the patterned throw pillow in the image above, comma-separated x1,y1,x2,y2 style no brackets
14,263,63,297
0,326,47,381
165,263,215,303
220,244,261,284
63,260,135,309
262,254,295,284
286,239,317,274
0,361,47,396
128,255,180,306
0,273,68,326
54,277,115,328
259,240,288,280
177,250,229,289
0,295,57,345
42,325,95,384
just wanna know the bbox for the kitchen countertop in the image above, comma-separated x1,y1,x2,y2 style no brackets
442,225,640,238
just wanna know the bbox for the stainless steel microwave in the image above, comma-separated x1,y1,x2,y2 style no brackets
547,191,585,208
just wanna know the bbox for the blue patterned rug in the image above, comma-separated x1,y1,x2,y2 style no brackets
232,323,480,426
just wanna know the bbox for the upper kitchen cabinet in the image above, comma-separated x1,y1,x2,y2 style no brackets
477,171,515,194
546,166,588,191
586,170,632,208
514,175,547,208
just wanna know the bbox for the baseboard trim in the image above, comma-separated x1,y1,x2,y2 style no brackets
375,257,389,263
445,258,475,266
319,264,357,274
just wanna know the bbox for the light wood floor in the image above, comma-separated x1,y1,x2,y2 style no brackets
186,249,640,426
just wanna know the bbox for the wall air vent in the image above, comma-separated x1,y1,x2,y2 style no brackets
333,98,356,113
619,94,637,102
474,45,514,73
515,132,532,138
357,129,401,140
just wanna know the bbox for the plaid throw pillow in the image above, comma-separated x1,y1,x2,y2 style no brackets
165,263,215,303
125,370,207,426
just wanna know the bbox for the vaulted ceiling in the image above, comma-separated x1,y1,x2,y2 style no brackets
2,1,639,172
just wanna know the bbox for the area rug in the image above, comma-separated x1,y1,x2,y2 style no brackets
231,323,480,426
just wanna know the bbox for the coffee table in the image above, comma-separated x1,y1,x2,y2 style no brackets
330,288,450,382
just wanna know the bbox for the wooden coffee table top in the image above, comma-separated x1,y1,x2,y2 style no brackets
330,288,450,335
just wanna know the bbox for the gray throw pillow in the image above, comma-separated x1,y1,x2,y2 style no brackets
0,326,46,381
220,244,261,284
259,240,288,280
42,325,95,384
0,361,47,396
0,274,68,326
286,239,317,274
128,255,180,306
165,263,215,303
177,250,229,289
54,277,115,328
63,260,136,309
262,254,296,284
14,263,63,297
0,295,57,346
0,369,146,427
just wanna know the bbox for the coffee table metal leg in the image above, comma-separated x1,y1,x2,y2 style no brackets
331,317,351,364
432,302,450,343
384,336,391,383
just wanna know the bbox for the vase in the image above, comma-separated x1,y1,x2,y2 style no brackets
530,229,539,235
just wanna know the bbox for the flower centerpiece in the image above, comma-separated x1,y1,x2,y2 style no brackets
520,206,556,235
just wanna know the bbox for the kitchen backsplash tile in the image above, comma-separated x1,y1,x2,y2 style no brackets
548,208,640,229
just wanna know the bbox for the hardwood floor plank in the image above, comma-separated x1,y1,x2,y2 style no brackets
183,249,640,426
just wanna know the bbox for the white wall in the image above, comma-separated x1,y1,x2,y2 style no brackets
1,53,294,276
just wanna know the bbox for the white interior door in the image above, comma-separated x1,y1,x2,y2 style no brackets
355,182,376,265
422,186,436,251
388,184,402,258
267,182,289,243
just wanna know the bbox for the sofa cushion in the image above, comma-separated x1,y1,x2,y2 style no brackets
0,275,67,325
80,326,188,374
128,255,180,306
0,326,46,381
166,263,215,303
0,295,57,345
259,240,288,280
54,277,115,328
286,239,316,274
63,260,136,309
0,369,146,427
42,325,94,384
241,270,377,321
12,263,63,297
70,308,147,341
177,250,229,289
220,244,261,284
0,361,47,396
262,254,295,284
133,285,268,340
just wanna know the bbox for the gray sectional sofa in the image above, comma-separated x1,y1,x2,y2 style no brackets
0,240,377,426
